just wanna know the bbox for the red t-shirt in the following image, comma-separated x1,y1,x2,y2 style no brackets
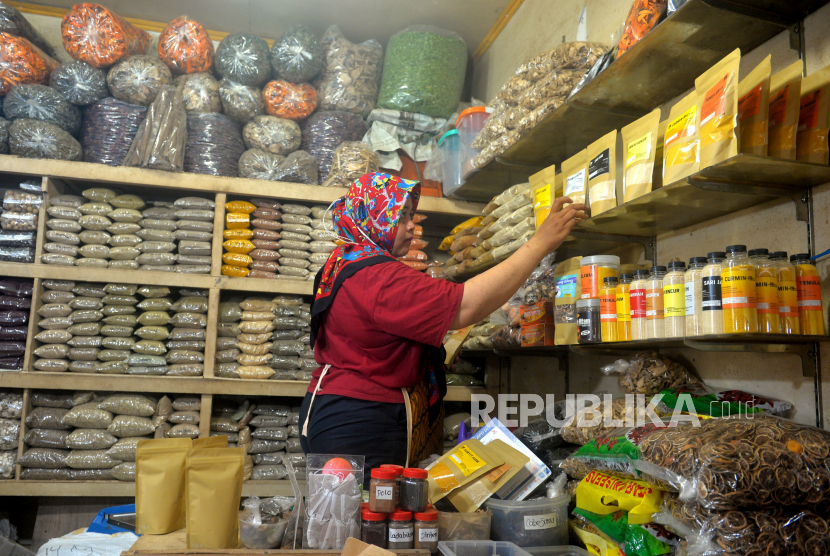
308,261,465,403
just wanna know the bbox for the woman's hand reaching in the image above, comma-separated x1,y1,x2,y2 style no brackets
530,197,589,254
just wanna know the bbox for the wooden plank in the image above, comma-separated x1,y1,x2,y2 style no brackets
198,394,212,438
203,289,220,379
0,480,297,497
14,389,30,480
472,0,526,64
216,277,313,296
211,194,227,279
35,176,54,264
20,279,41,374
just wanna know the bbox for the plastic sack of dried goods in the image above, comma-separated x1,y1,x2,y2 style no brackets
5,83,82,136
61,4,149,68
263,80,317,121
184,111,246,177
0,1,56,57
558,397,648,446
25,428,69,449
107,415,155,437
219,78,265,124
0,33,59,95
269,25,323,83
601,352,699,396
300,111,367,183
248,440,285,454
320,141,379,188
110,461,135,481
26,406,71,430
66,428,117,450
251,464,288,481
0,418,18,449
616,0,666,59
122,83,187,172
0,116,8,153
63,402,113,429
1,246,35,262
49,61,108,105
215,32,271,87
18,447,69,468
98,394,155,416
314,25,382,117
64,448,120,469
166,423,200,438
0,230,36,247
0,391,22,418
377,26,466,118
243,115,301,156
274,150,318,184
659,384,793,417
107,55,172,106
159,15,214,75
9,119,82,160
236,365,274,380
176,72,221,113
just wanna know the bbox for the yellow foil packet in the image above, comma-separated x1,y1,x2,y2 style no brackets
575,470,665,525
426,439,502,503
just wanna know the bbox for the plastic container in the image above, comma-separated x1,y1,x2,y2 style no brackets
576,298,601,344
239,512,288,549
523,547,592,556
684,257,707,337
400,467,429,512
438,130,464,196
438,510,492,542
456,107,493,164
485,495,569,547
361,509,388,548
771,251,800,334
580,255,619,299
750,248,780,334
722,245,758,334
646,266,666,339
629,269,649,340
599,277,618,342
616,273,632,341
414,509,439,553
663,261,686,338
388,510,414,549
370,467,398,513
438,540,533,556
792,253,825,335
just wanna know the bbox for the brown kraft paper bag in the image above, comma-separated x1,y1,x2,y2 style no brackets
561,149,588,206
768,60,803,160
621,109,661,202
738,55,771,157
586,130,617,216
426,439,502,503
554,256,582,345
136,437,193,534
663,90,700,183
697,48,740,169
186,447,245,548
796,64,830,164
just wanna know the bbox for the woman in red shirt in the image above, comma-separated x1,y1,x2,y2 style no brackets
300,173,586,474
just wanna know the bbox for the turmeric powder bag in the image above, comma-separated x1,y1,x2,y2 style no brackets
426,439,502,503
796,64,830,164
136,438,192,534
663,91,700,184
561,149,588,205
768,60,803,160
586,130,617,216
737,55,771,157
696,48,740,169
186,447,244,548
621,109,660,202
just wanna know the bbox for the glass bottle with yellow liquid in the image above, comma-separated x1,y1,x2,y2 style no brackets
600,277,618,342
616,273,632,342
770,251,800,334
791,253,825,335
722,245,758,334
749,248,780,333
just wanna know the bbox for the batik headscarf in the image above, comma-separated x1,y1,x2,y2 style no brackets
310,172,420,345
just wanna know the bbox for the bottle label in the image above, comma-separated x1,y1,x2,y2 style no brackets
756,277,779,314
646,288,664,319
630,288,647,319
375,486,394,500
778,280,798,316
600,292,617,321
702,276,722,311
524,513,559,530
616,290,631,322
419,528,439,542
797,275,822,311
389,527,414,543
722,268,756,308
664,283,685,317
685,281,696,316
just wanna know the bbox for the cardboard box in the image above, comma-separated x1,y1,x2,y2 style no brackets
342,536,430,556
520,301,555,326
521,323,555,347
472,418,551,501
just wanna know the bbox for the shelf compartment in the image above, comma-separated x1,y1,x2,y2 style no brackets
0,480,296,497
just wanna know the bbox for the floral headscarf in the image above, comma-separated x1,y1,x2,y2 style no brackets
311,172,420,344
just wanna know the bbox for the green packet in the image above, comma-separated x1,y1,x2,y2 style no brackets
572,508,678,556
658,385,783,417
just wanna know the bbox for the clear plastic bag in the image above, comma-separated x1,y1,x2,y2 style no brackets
1,245,35,262
269,25,323,83
184,112,246,177
107,415,155,437
18,447,69,468
215,32,272,87
177,240,211,256
9,118,82,161
177,219,214,232
249,440,286,454
0,2,56,57
601,352,700,396
159,15,213,75
122,84,187,172
50,61,108,106
106,55,172,106
300,111,367,183
219,78,265,124
66,429,118,450
26,406,71,430
263,80,318,121
0,33,58,96
4,83,82,136
0,230,36,247
314,26,382,117
64,448,120,469
169,328,206,341
243,115,302,157
24,428,69,449
61,4,149,68
320,141,379,188
167,423,200,438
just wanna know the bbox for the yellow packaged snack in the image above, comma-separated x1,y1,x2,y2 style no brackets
737,55,771,157
224,200,257,214
796,64,830,164
426,439,502,503
768,60,803,160
222,239,256,254
575,470,664,525
222,253,252,267
222,264,249,277
223,228,254,240
225,212,250,229
561,149,588,205
440,217,485,251
621,109,661,202
569,520,624,556
663,90,700,184
136,438,192,534
696,48,740,169
586,130,618,216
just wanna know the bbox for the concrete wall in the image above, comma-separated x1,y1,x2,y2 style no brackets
479,2,830,428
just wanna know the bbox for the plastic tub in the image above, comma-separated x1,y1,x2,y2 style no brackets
523,547,592,556
239,513,288,549
439,130,464,196
580,255,620,300
438,509,491,541
456,106,493,163
438,540,532,556
486,495,570,547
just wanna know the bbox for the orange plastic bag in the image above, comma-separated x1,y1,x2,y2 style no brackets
61,4,150,68
223,239,256,254
616,0,666,59
413,225,423,239
158,16,213,75
401,250,427,261
402,261,427,271
222,265,249,277
0,33,58,94
223,228,254,240
223,252,252,267
225,213,250,229
410,238,429,250
262,80,317,121
412,214,427,224
224,200,257,214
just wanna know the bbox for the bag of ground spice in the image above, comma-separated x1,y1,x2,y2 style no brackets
695,48,740,170
737,55,771,157
377,25,467,119
122,83,187,172
796,63,830,164
586,130,618,216
621,108,660,203
768,60,803,160
0,33,58,94
663,90,700,184
314,25,383,117
426,439,502,502
158,15,214,75
61,4,150,68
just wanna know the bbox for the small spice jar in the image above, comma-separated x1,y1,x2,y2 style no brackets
381,464,404,502
361,509,388,548
750,248,780,334
723,245,758,334
701,252,726,335
646,265,667,339
580,255,620,299
414,508,439,553
388,510,414,549
792,253,825,335
630,269,649,340
369,468,398,513
599,276,618,342
684,257,707,337
771,251,800,334
663,261,686,338
576,298,601,343
616,273,632,342
400,468,429,512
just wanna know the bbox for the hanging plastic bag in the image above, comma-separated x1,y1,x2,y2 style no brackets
61,3,150,68
158,15,214,75
0,32,58,95
269,25,323,83
314,25,383,117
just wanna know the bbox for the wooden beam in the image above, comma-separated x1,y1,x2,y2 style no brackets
473,0,526,65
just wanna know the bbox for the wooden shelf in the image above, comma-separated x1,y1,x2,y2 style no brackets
0,480,296,497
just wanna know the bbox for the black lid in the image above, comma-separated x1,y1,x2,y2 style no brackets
790,253,811,261
650,265,667,273
620,273,634,281
769,251,788,259
725,245,747,254
689,257,708,265
748,248,769,257
634,269,650,277
707,251,727,259
603,276,618,285
668,261,686,270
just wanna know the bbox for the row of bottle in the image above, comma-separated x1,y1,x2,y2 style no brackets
579,246,824,343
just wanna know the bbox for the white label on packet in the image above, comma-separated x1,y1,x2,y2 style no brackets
564,169,585,197
419,528,439,542
524,513,558,530
685,282,695,316
375,486,394,500
389,527,414,542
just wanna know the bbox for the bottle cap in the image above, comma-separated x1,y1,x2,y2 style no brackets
620,273,633,281
403,468,428,479
748,248,769,257
415,509,439,521
361,509,387,521
668,261,686,270
371,468,398,480
650,266,667,273
707,252,726,260
689,257,708,265
790,253,811,262
603,276,618,285
633,269,650,277
389,510,413,521
769,251,788,259
726,245,747,254
380,464,405,476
